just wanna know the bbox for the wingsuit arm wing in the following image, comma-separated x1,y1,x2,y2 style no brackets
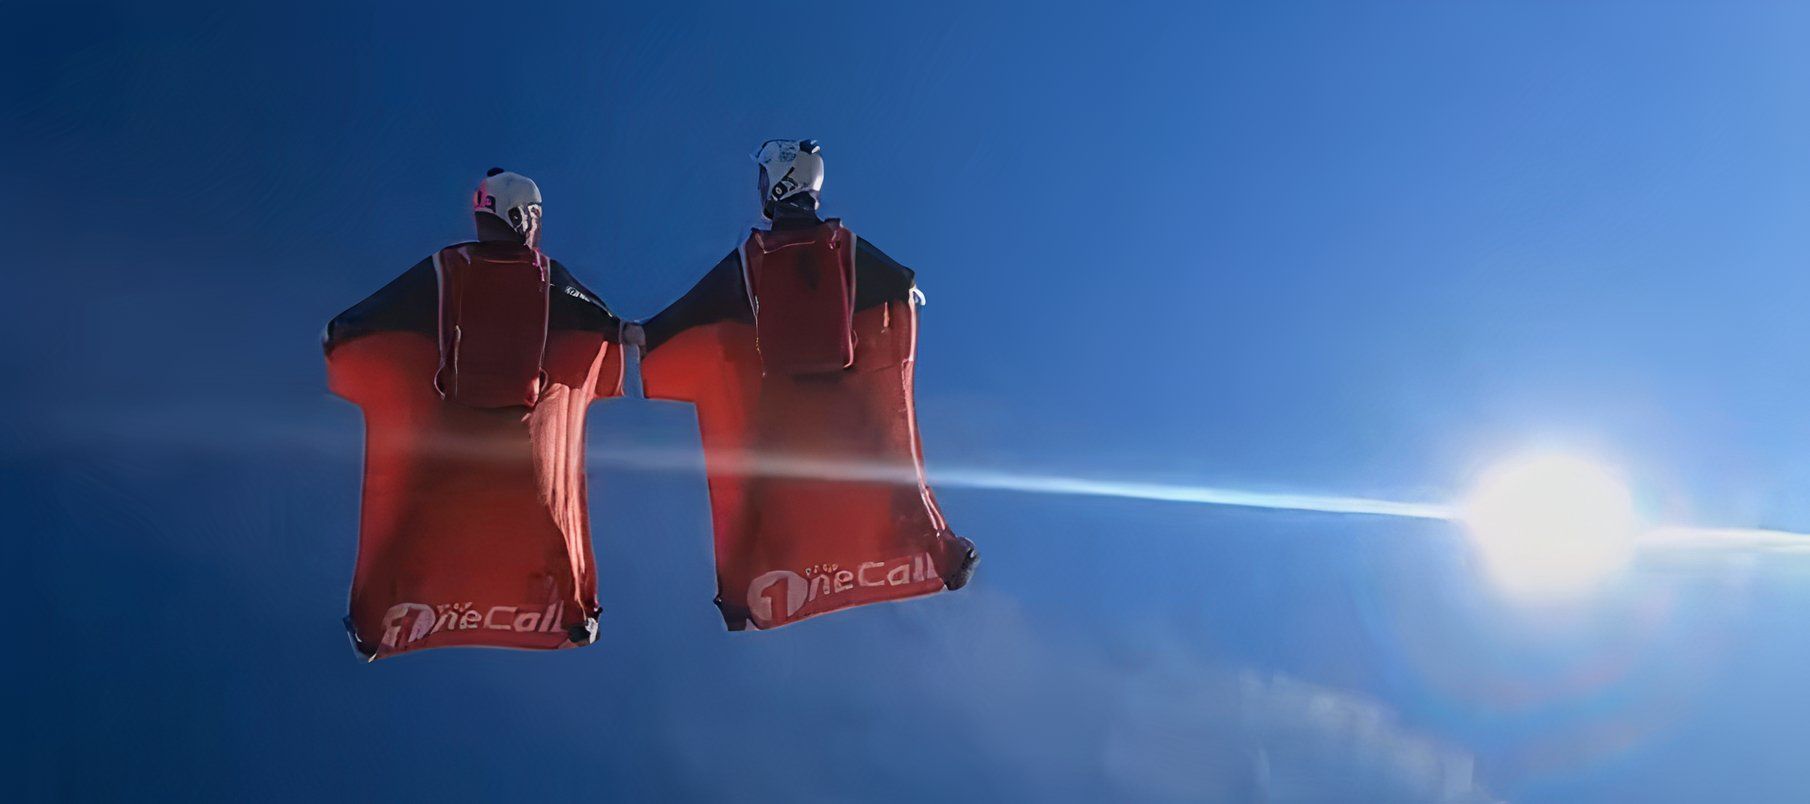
323,257,437,355
322,257,438,403
547,259,628,400
852,236,917,307
640,251,753,403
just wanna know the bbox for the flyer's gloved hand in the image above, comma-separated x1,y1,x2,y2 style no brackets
621,322,646,351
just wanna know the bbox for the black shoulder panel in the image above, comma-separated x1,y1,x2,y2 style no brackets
323,257,437,354
854,236,916,310
642,250,752,353
548,259,622,340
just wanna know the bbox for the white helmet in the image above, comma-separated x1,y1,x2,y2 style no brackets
753,139,824,216
472,167,543,246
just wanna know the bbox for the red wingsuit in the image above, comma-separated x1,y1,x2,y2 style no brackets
641,218,978,630
325,242,625,659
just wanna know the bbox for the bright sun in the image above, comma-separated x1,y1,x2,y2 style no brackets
1460,452,1640,600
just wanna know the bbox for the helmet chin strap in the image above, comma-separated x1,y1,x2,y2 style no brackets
474,213,529,245
764,196,821,222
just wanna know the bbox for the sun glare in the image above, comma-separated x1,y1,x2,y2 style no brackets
1460,452,1639,600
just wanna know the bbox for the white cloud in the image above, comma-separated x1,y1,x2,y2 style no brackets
895,591,1498,803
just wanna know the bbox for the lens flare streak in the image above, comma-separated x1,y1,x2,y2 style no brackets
588,447,1810,557
591,448,1450,520
932,469,1456,521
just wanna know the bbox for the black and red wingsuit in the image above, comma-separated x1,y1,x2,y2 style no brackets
641,208,978,630
325,242,625,659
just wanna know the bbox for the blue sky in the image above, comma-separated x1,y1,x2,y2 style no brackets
8,1,1810,800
